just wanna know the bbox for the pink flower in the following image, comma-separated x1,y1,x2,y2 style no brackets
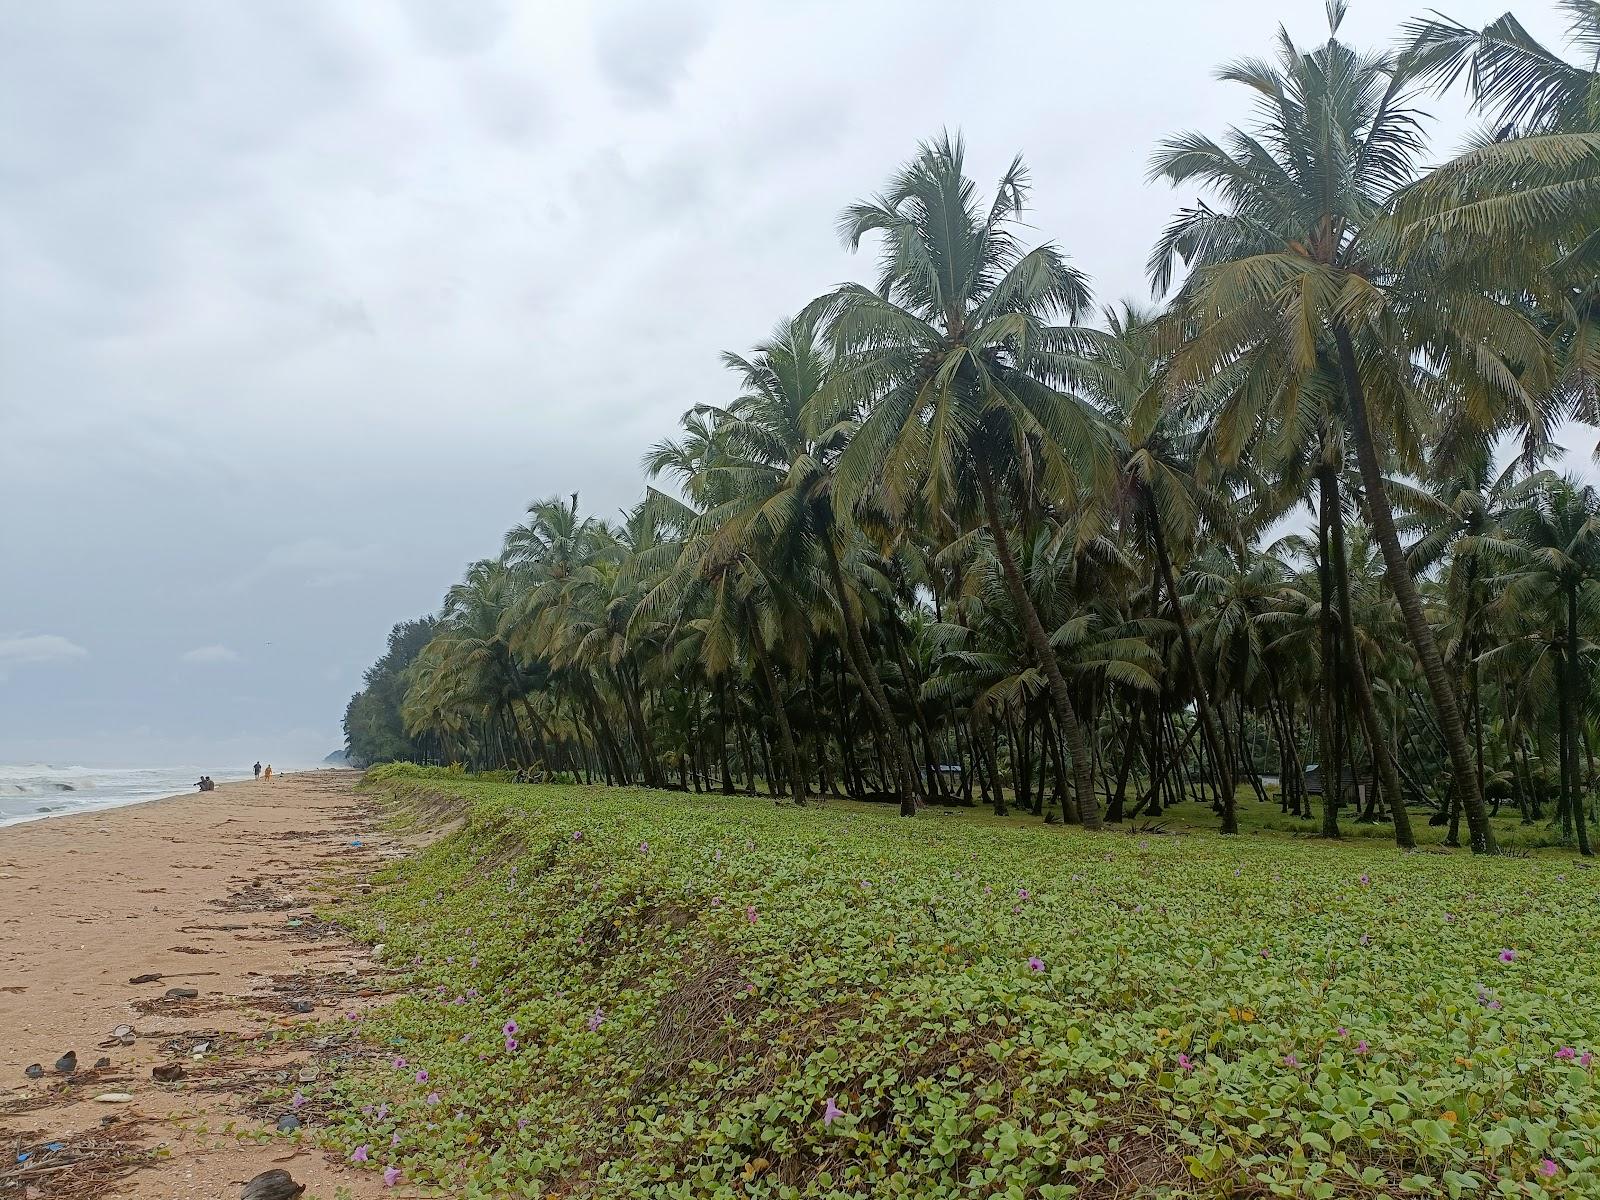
822,1096,844,1126
1356,1040,1369,1055
392,1056,406,1069
414,1069,428,1083
351,1145,370,1163
1260,950,1270,959
1017,888,1030,900
1337,1027,1348,1037
504,1038,518,1053
1284,1053,1299,1067
1176,1053,1194,1071
1027,956,1045,973
1557,1047,1576,1060
1498,948,1517,963
587,1008,605,1032
745,905,758,924
1539,1159,1559,1178
503,1020,518,1036
1582,1052,1594,1068
383,1165,401,1187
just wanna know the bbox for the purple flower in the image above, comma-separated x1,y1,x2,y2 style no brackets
572,831,582,841
392,1056,407,1069
1027,956,1045,973
822,1096,844,1126
1557,1047,1576,1060
503,1020,519,1036
426,1091,440,1105
1498,948,1517,963
1284,1053,1300,1067
1017,888,1030,900
504,1038,518,1053
1359,873,1369,886
390,1132,400,1146
1582,1051,1594,1069
587,1008,605,1032
745,905,759,924
291,1091,306,1109
1355,1040,1369,1055
1337,1027,1348,1037
639,841,649,854
1359,934,1370,946
414,1069,428,1084
1540,1159,1559,1178
1176,1053,1194,1071
351,1145,370,1163
383,1165,401,1187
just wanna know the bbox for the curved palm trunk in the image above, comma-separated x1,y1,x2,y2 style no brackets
1335,326,1497,854
821,532,919,816
1323,470,1416,849
977,468,1102,829
1148,508,1236,832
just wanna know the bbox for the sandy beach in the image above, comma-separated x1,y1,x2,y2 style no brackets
0,771,397,1199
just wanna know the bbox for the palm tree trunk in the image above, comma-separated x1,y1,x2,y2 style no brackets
1148,508,1237,832
977,468,1102,829
821,532,919,816
1566,589,1594,855
1335,326,1497,854
1315,490,1342,838
1324,471,1415,848
750,632,805,806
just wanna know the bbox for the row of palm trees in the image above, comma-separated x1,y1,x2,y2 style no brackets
351,3,1600,855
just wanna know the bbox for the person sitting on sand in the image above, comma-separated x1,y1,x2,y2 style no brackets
194,776,215,792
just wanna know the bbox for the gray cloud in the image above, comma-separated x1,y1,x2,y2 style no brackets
0,635,89,667
591,0,711,105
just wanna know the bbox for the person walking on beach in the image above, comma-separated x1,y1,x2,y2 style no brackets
264,764,273,782
253,761,262,779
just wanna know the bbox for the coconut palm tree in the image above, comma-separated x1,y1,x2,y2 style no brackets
1146,2,1566,852
813,132,1115,829
1498,474,1600,854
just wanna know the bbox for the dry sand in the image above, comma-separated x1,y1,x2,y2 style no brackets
0,770,402,1199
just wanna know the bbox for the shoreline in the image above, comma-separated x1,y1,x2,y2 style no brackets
0,767,334,831
0,770,396,1198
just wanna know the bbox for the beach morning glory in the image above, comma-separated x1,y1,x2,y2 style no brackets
351,1145,370,1163
427,1091,440,1105
503,1020,518,1036
1540,1159,1559,1178
588,1008,605,1032
1498,948,1517,963
823,1097,844,1126
1027,956,1045,972
415,1069,428,1084
383,1165,401,1187
1176,1053,1194,1071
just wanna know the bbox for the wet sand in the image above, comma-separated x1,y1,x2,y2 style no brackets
0,771,400,1198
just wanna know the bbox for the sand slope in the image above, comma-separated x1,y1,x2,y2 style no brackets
0,771,398,1198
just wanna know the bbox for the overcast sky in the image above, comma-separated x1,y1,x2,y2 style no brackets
0,0,1585,768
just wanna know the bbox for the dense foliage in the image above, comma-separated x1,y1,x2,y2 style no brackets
344,3,1600,856
320,770,1600,1197
343,617,439,767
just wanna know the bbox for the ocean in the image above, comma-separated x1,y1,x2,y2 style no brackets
0,763,257,828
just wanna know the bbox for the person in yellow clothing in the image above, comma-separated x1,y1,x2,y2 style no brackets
264,764,273,782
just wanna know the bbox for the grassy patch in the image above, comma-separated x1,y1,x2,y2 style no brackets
324,768,1600,1197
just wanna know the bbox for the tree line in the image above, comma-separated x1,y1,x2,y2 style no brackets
346,4,1600,856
